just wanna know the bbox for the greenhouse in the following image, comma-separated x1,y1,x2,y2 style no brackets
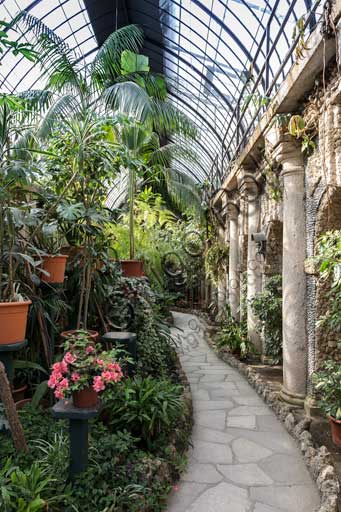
0,0,340,511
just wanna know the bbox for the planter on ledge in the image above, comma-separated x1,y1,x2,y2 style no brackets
41,254,69,283
73,387,98,408
120,259,144,278
329,416,341,447
0,301,31,345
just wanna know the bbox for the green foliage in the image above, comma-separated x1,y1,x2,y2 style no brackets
288,114,315,154
250,275,282,363
104,376,184,447
121,50,150,74
205,240,229,286
312,360,341,420
315,230,341,339
216,306,253,358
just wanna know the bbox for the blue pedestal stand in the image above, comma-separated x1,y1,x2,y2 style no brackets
52,399,101,480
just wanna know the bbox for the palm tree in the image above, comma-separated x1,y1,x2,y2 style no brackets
18,11,200,260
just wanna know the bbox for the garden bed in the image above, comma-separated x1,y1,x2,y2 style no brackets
0,348,192,512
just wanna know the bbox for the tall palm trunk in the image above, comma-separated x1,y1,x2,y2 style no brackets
129,166,135,260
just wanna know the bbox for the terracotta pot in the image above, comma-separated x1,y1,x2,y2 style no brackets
15,398,49,411
329,416,341,447
60,329,99,342
120,260,144,278
73,387,98,408
0,301,31,345
12,383,28,402
41,255,69,283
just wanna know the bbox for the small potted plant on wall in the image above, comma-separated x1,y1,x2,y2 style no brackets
48,331,124,408
313,360,341,447
32,220,69,284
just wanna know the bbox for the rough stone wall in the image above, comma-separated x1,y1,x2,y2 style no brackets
303,64,341,369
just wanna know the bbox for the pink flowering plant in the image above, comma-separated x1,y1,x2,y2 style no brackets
48,330,124,400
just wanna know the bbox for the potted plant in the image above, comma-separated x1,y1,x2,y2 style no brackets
312,360,341,447
0,194,32,345
48,331,124,408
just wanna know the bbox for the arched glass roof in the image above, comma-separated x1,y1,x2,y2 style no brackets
0,0,323,185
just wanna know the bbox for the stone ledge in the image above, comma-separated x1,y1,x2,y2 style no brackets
205,335,340,512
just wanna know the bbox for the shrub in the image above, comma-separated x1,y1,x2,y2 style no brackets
312,360,341,420
216,306,253,358
104,376,184,447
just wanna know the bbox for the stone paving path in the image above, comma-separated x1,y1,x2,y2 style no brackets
167,311,320,512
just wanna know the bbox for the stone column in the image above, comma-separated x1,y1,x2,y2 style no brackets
239,172,262,352
273,136,307,405
217,225,227,313
227,202,240,321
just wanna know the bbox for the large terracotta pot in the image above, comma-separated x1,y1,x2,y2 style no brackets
120,260,144,278
41,255,69,283
73,387,98,408
329,416,341,447
60,329,99,342
0,301,31,345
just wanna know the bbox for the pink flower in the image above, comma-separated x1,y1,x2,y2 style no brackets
93,376,105,392
96,359,104,367
64,352,77,364
71,372,80,382
51,370,63,381
60,360,68,373
55,389,64,400
48,375,58,389
59,378,69,390
86,345,95,354
107,362,121,372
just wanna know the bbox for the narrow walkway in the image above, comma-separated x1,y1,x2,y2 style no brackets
168,312,320,512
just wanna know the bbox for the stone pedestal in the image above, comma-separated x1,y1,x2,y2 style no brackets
272,136,307,406
227,203,240,321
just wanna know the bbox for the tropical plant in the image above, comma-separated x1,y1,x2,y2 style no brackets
250,275,282,363
104,376,184,447
216,305,253,358
205,238,229,286
312,360,341,420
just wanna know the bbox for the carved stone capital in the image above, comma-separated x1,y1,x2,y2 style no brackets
237,169,260,200
226,201,239,220
272,137,304,178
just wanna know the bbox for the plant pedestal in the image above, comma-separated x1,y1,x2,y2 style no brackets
52,399,101,480
0,340,28,384
101,331,137,376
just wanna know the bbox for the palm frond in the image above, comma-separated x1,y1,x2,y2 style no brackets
37,95,81,139
91,25,144,88
165,168,204,218
19,11,82,93
16,89,53,123
103,81,152,122
146,142,198,168
151,100,197,138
